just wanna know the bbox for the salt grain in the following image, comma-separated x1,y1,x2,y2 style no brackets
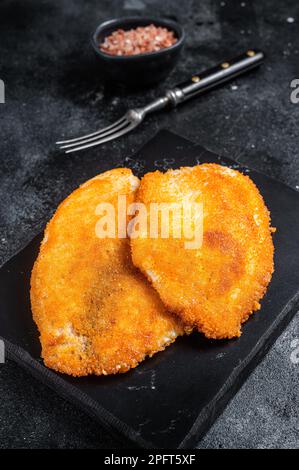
100,24,177,56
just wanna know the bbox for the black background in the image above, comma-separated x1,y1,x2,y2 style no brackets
0,0,298,449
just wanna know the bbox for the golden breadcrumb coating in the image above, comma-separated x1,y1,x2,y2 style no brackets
31,168,185,376
131,164,275,339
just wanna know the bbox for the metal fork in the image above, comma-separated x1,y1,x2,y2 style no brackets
57,50,264,154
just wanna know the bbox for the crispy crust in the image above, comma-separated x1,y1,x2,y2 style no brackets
30,168,185,376
131,164,275,339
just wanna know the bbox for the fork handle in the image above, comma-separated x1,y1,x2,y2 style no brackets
167,49,264,105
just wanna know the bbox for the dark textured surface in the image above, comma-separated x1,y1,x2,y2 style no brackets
0,0,298,449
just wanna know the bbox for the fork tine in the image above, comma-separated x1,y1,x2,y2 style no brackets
64,122,136,154
59,118,130,149
56,115,127,145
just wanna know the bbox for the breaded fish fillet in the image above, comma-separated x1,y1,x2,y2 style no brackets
31,168,185,376
131,164,274,339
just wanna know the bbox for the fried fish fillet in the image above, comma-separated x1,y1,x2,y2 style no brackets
130,164,274,339
31,168,185,376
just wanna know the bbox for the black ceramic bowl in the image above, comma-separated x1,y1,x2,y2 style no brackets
91,17,185,87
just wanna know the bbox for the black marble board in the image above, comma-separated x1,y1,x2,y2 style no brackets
0,130,298,449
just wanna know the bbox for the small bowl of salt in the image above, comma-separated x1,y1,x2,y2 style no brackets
91,17,185,87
